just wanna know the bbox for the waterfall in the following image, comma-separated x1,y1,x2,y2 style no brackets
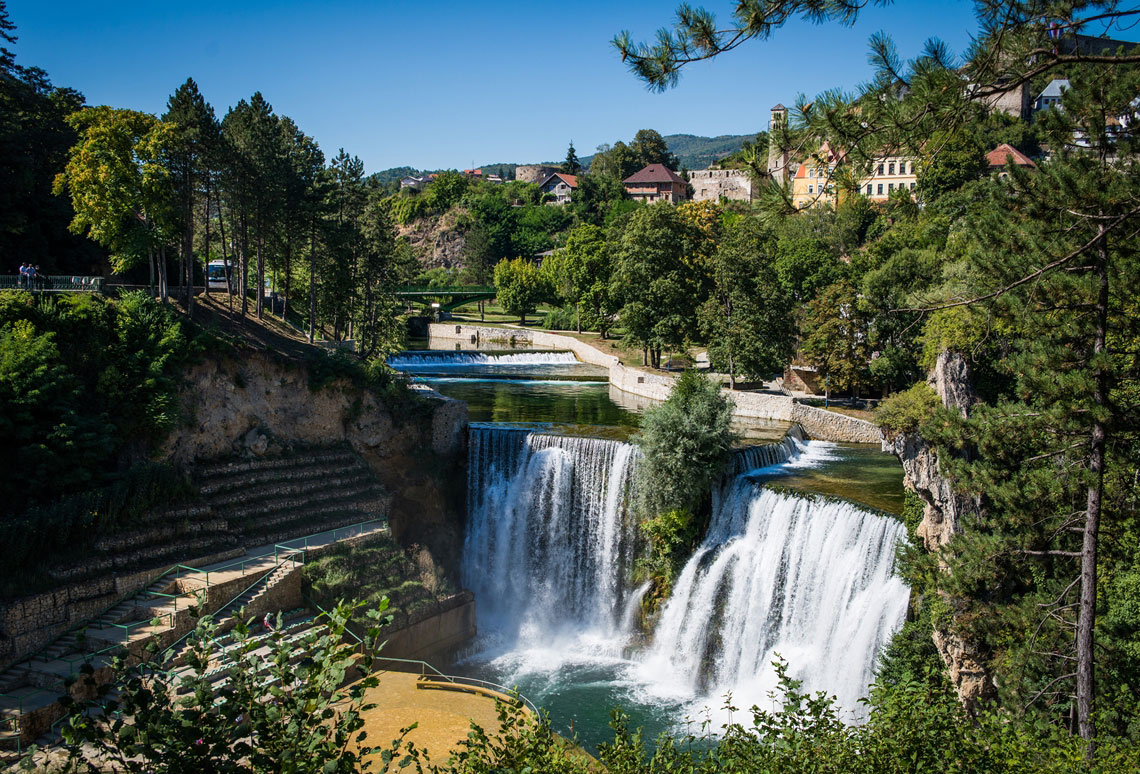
463,426,639,652
461,424,908,722
635,481,909,717
728,424,808,475
389,351,579,367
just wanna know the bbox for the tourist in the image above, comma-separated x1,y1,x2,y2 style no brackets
28,264,38,290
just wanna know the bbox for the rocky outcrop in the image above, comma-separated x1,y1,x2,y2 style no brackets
396,209,469,270
165,352,469,574
886,350,993,709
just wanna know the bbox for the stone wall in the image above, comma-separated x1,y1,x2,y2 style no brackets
378,592,477,665
689,168,756,203
514,165,557,184
0,544,245,671
428,323,882,444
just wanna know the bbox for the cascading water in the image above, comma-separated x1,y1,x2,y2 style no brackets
463,425,639,652
389,351,579,367
459,424,909,741
635,480,910,718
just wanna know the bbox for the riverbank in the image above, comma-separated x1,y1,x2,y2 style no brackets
426,323,882,444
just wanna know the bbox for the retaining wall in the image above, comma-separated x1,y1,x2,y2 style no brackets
427,324,882,444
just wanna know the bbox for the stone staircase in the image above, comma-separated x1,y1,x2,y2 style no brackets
0,443,391,762
195,445,389,544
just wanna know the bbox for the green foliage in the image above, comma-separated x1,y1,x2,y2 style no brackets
49,600,421,773
699,217,795,386
875,382,940,436
304,539,451,634
613,204,708,366
634,371,735,594
799,280,871,398
492,257,546,324
0,291,192,513
541,304,579,331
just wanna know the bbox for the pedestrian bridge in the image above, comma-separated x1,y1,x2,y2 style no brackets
394,285,496,312
0,275,104,293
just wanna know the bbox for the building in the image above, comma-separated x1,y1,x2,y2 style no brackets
689,168,756,203
536,172,578,205
856,155,919,201
986,143,1036,177
767,104,791,184
463,168,483,179
622,163,690,203
515,165,558,184
399,176,428,190
790,143,843,208
1035,79,1068,111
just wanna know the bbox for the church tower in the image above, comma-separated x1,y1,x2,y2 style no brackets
767,104,789,184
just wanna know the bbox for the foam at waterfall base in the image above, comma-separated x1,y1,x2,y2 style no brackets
629,485,909,725
460,425,909,736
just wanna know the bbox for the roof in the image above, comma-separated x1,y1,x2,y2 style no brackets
623,163,687,185
771,103,786,111
1037,79,1069,100
536,172,578,189
986,143,1036,169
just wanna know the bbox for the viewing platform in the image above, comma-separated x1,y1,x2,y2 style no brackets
0,275,104,293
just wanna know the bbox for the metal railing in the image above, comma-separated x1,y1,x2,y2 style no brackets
0,274,104,293
415,673,541,717
273,518,388,561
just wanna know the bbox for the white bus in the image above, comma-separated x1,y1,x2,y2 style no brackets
207,260,232,292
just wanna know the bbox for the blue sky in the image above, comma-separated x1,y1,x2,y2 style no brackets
10,1,984,172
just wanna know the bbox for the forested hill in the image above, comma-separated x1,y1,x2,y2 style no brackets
369,132,759,183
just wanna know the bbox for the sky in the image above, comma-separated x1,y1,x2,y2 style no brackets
9,1,987,173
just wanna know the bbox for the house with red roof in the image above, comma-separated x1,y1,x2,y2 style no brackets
622,164,690,204
986,143,1037,177
536,172,578,205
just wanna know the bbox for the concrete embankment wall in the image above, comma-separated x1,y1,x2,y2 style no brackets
428,323,881,444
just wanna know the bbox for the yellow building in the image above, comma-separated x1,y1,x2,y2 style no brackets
856,155,918,201
790,143,842,209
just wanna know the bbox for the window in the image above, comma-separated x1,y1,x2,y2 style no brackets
888,183,895,192
900,161,908,175
877,163,884,175
808,185,814,194
866,184,873,195
809,167,815,178
877,184,883,195
888,162,895,175
910,182,916,190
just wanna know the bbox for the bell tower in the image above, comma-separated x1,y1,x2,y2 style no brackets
767,104,789,184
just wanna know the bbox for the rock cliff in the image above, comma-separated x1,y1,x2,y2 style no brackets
885,350,993,709
396,209,469,270
164,351,469,573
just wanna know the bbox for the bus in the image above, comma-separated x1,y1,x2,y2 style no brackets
207,260,232,292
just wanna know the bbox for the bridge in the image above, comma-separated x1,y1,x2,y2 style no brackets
393,285,496,312
0,275,104,293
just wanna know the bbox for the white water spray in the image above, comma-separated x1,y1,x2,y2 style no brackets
390,351,579,367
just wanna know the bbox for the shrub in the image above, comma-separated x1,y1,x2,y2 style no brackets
875,381,941,436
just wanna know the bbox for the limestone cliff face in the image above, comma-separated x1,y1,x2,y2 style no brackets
396,209,469,270
164,352,468,571
885,350,993,708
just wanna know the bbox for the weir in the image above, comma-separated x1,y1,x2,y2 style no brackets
460,423,909,721
389,351,579,367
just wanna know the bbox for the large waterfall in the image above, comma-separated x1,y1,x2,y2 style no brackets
463,426,639,652
634,482,910,716
461,425,909,721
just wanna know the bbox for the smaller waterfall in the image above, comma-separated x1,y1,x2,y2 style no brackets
389,351,579,367
636,483,909,718
728,425,809,475
463,426,639,653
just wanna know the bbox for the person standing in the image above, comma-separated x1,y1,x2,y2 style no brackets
18,263,27,288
